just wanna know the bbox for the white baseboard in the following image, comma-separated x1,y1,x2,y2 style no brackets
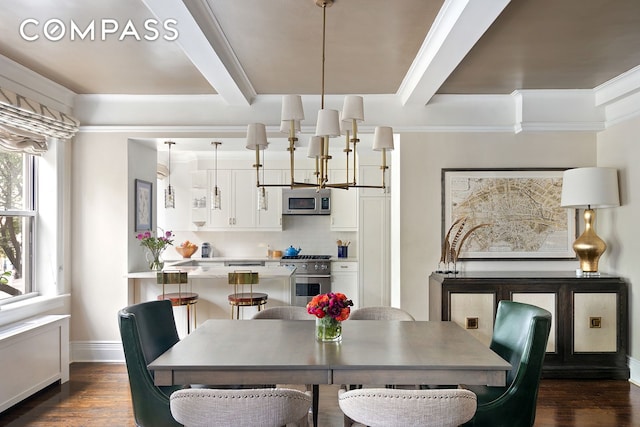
71,341,124,363
629,356,640,386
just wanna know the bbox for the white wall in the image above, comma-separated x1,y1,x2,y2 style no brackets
396,131,598,320
596,115,640,381
71,132,130,343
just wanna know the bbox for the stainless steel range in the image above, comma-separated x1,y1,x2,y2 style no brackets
280,255,331,307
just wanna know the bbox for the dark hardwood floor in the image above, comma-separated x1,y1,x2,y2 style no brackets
1,363,639,426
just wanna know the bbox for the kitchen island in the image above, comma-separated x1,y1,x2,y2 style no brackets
126,263,296,330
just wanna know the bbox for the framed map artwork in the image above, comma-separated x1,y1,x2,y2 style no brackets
441,168,577,260
135,179,152,231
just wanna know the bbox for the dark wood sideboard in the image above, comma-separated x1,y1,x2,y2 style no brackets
429,271,629,379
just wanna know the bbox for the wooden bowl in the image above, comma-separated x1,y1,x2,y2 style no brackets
176,245,198,258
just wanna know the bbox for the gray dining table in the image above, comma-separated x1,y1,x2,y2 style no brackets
149,319,511,388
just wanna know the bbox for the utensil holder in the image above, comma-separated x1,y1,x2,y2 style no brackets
338,245,348,258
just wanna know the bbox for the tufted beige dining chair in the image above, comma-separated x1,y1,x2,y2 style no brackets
170,388,311,427
348,306,415,321
339,387,477,427
252,306,311,320
251,305,318,426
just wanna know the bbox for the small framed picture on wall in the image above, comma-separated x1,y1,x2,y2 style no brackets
135,179,152,231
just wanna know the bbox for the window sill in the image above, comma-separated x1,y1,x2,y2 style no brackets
0,294,69,327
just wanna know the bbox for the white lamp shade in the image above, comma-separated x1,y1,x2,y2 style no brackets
339,111,352,135
341,95,364,122
561,167,620,208
246,123,268,150
307,136,323,158
315,109,341,137
281,95,305,121
280,119,301,134
372,126,394,151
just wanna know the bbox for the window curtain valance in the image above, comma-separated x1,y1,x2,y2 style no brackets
0,87,80,155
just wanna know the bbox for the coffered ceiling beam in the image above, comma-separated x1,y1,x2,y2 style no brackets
397,0,511,106
141,0,254,106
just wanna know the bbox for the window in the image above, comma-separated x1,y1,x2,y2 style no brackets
0,151,36,301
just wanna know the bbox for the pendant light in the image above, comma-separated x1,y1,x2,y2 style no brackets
257,147,268,211
164,141,175,209
211,141,222,210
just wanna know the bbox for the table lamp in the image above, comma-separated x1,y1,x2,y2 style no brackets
561,167,620,275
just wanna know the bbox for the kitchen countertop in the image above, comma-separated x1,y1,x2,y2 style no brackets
165,256,282,263
127,264,295,279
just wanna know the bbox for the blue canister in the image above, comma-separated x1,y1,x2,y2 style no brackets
201,242,211,258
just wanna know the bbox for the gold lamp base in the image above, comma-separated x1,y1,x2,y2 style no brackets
573,209,606,274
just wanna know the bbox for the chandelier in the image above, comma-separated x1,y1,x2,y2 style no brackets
246,0,394,191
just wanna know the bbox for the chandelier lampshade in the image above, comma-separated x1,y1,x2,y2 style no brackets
281,95,305,122
341,95,364,122
373,126,395,151
246,123,268,150
315,109,341,137
307,136,323,158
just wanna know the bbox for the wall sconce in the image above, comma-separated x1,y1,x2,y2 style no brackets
561,167,620,275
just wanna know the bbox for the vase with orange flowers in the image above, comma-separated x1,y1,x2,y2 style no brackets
307,292,353,342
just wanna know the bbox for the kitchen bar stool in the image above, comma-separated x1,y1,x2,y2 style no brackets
157,271,198,334
228,271,268,319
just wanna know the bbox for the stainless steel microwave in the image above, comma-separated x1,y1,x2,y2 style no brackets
282,188,330,215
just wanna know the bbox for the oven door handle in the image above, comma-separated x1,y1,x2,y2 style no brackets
295,275,331,279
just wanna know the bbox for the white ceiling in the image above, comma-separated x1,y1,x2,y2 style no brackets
1,0,639,153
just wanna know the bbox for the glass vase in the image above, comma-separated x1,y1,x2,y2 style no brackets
145,250,164,271
315,316,342,342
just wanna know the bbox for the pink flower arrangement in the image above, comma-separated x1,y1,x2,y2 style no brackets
307,292,353,321
136,230,174,252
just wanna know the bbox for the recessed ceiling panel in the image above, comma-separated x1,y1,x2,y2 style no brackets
0,0,215,94
205,0,440,95
438,0,640,94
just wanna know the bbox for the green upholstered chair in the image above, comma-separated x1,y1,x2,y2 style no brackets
461,300,552,427
118,300,183,427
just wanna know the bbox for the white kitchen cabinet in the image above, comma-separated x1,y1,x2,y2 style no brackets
358,164,390,197
329,170,358,231
283,169,316,186
190,171,208,229
255,170,283,230
331,261,359,308
209,169,282,231
358,196,390,307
